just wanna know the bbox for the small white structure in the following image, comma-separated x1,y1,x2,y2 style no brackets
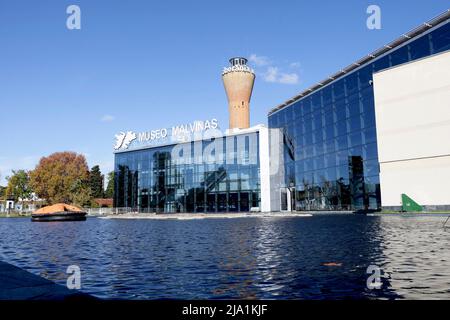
5,200,14,212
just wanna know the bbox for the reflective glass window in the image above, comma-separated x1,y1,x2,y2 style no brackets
409,34,432,60
390,45,410,67
332,80,345,101
373,55,390,73
358,66,373,89
336,120,348,137
430,22,450,53
345,73,359,95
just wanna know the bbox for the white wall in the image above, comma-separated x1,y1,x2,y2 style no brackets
373,50,450,207
380,157,450,206
268,128,285,212
259,126,272,212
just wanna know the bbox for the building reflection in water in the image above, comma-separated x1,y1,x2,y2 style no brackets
211,220,259,299
212,217,289,299
376,216,450,299
252,218,290,296
207,215,405,299
6,215,450,299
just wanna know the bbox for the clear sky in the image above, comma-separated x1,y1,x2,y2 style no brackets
0,0,448,185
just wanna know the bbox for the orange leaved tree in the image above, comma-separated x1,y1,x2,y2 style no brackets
30,152,91,206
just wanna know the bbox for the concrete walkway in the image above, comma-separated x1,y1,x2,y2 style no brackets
0,261,95,300
100,212,314,220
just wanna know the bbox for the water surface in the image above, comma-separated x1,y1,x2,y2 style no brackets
1,215,449,299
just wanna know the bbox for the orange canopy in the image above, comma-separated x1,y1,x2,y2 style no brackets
34,203,84,214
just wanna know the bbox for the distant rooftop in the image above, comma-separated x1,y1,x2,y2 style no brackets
268,9,450,116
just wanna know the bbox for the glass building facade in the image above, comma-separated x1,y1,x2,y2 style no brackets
114,132,261,213
268,20,450,211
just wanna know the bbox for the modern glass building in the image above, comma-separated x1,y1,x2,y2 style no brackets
268,12,450,211
113,11,449,213
114,128,266,213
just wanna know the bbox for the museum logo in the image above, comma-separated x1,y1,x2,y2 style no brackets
114,131,137,151
114,119,219,151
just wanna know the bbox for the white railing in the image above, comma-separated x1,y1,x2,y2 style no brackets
86,208,116,216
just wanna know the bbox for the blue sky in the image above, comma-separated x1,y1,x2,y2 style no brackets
0,0,448,185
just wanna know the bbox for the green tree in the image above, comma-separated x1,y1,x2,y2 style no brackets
104,171,114,198
0,172,4,199
0,185,7,199
5,170,32,212
89,165,104,198
30,152,91,206
71,179,93,207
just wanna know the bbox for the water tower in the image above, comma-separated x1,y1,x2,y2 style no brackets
222,57,255,129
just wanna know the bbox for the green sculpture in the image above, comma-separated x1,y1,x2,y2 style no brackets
401,194,423,212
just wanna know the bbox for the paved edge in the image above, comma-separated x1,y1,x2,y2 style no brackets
0,261,96,300
98,212,315,220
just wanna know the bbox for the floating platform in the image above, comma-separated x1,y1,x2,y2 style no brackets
31,203,87,222
31,211,87,222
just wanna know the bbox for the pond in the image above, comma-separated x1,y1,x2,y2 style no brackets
1,214,449,299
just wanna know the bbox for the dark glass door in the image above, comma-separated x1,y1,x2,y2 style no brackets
217,193,227,212
229,193,238,212
280,188,288,211
207,193,217,213
240,192,250,212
